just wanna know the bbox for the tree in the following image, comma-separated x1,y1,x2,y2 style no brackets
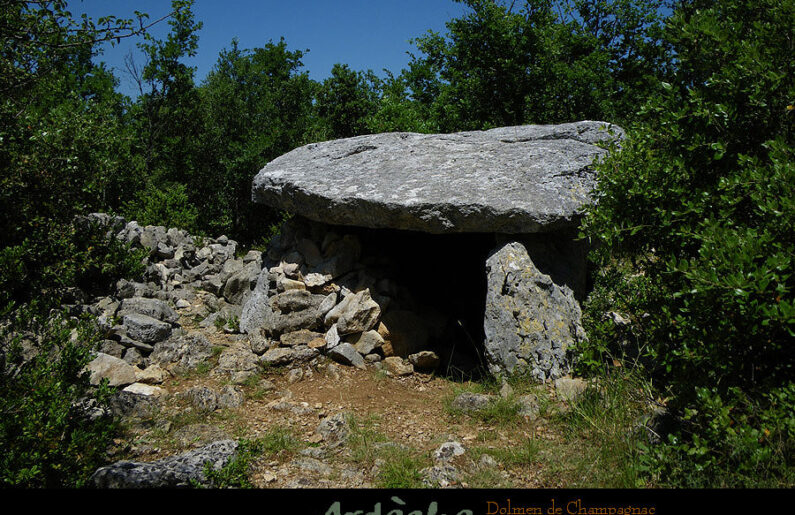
315,63,379,139
405,0,671,130
197,38,315,239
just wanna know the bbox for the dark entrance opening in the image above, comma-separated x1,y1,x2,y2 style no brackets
351,227,497,380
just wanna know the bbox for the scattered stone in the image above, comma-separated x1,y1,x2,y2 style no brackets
280,329,324,347
334,289,381,335
150,333,215,372
499,381,514,399
122,383,166,397
175,299,191,309
286,368,304,384
292,457,332,477
554,376,588,402
135,364,169,385
408,350,440,370
122,313,172,344
184,386,217,412
433,441,466,463
517,394,540,420
324,323,341,350
451,392,494,413
118,297,179,325
422,463,460,488
383,356,413,376
260,347,295,366
215,345,259,377
328,343,366,369
479,454,499,468
86,353,138,387
316,413,349,447
348,330,384,355
216,385,244,409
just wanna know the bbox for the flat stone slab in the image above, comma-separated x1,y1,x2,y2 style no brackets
252,121,623,234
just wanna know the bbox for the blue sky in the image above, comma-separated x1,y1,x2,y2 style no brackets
67,0,469,97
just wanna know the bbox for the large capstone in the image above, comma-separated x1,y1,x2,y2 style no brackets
252,121,622,234
483,241,586,381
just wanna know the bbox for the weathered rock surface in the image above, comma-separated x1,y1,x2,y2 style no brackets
122,313,172,344
484,241,585,380
90,440,238,488
252,121,623,234
86,353,138,387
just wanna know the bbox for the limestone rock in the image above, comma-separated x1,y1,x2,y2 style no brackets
280,329,324,347
433,441,466,463
450,392,494,413
334,289,381,335
90,440,238,488
408,350,440,370
252,122,623,234
554,376,588,402
383,356,413,376
86,353,138,387
122,313,172,344
484,241,585,381
316,413,349,447
328,342,366,369
150,333,214,372
348,330,384,355
118,297,179,325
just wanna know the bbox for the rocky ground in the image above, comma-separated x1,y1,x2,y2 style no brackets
65,214,654,488
100,304,595,489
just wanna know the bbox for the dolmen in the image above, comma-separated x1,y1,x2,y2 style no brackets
242,121,623,381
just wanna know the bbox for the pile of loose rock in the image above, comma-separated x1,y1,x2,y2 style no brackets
241,216,470,379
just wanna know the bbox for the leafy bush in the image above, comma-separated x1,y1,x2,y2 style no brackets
0,309,118,487
123,182,199,234
0,218,146,310
581,0,794,486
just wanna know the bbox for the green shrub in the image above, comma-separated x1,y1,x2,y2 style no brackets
0,218,146,310
203,438,266,489
123,182,199,233
581,0,794,486
0,309,118,487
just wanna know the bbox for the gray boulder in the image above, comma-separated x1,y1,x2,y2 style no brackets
122,313,172,344
90,440,238,488
252,121,623,234
327,342,366,369
149,333,215,372
484,241,586,381
118,297,179,325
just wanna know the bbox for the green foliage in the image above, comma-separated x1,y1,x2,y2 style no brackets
581,0,795,486
197,38,314,239
375,447,427,488
638,385,795,487
404,0,671,130
0,309,118,487
0,219,146,310
123,182,199,232
203,438,265,489
315,63,379,139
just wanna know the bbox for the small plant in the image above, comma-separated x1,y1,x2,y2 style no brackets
375,447,427,488
203,438,265,489
0,308,119,487
346,414,388,464
259,426,300,457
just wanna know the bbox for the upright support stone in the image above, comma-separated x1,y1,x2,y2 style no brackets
483,241,586,381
